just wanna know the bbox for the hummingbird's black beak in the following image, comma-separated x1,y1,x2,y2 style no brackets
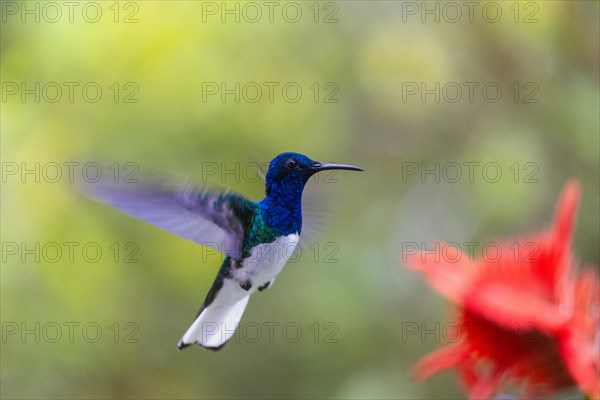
310,162,364,172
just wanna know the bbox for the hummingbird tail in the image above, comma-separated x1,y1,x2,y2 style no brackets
177,295,250,350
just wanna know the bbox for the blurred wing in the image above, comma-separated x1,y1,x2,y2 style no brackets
299,185,334,247
82,179,254,259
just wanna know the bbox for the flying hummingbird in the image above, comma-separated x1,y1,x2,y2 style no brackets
84,152,363,350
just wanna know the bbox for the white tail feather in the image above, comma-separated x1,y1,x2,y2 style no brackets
179,296,250,349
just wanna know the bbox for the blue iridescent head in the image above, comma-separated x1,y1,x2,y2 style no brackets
260,152,362,235
265,152,362,200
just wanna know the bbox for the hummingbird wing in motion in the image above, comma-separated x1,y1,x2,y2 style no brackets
81,178,254,259
82,175,265,350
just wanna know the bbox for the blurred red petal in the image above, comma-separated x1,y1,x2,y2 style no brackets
536,179,581,291
468,370,503,400
560,333,600,399
559,270,600,399
552,180,581,258
403,180,598,399
413,344,468,380
466,283,569,331
405,249,471,303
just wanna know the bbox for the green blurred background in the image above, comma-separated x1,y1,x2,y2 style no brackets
1,1,598,399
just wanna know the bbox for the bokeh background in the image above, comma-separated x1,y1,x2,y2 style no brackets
1,1,598,399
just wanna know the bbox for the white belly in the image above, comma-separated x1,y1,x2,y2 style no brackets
181,235,300,348
232,233,299,293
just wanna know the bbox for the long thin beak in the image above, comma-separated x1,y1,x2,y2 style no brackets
310,162,364,172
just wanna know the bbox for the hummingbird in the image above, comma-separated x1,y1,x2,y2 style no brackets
84,152,363,350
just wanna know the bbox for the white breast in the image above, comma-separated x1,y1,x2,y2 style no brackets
232,234,300,292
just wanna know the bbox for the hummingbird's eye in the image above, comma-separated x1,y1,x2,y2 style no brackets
285,159,298,170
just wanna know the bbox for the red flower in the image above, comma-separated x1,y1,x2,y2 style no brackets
404,180,599,399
